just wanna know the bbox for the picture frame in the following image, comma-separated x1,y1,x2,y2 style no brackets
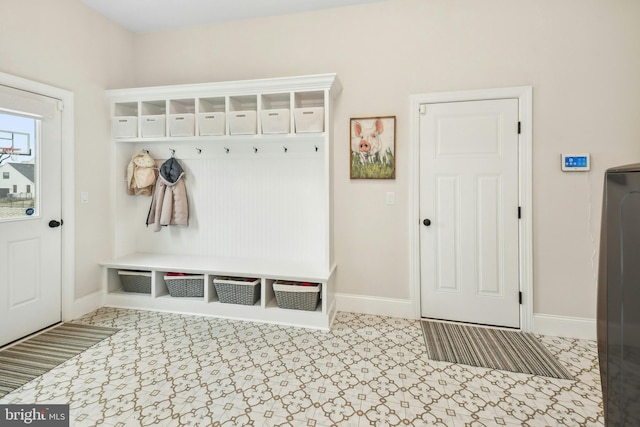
350,116,396,179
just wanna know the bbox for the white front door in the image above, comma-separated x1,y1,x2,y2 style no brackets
0,84,62,347
419,98,520,328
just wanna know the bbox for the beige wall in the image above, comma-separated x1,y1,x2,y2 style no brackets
4,0,640,320
0,0,135,298
131,0,640,319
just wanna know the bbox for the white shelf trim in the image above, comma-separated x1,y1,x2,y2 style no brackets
107,73,342,101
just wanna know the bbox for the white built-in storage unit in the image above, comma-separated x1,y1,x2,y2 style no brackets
101,74,341,330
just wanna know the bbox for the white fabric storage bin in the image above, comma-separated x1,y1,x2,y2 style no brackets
197,112,226,136
141,115,166,137
260,109,290,134
294,107,324,133
169,114,195,137
112,116,138,138
228,111,257,135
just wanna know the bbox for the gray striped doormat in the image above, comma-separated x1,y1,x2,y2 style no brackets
421,320,573,379
0,323,119,398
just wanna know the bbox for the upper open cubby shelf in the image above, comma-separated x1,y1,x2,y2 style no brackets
108,74,341,142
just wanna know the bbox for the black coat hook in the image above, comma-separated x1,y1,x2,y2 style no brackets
253,147,258,154
283,146,288,153
196,147,202,154
224,147,230,153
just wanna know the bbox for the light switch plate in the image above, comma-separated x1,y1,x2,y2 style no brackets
386,192,395,205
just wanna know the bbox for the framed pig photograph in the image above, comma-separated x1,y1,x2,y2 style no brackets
350,116,396,179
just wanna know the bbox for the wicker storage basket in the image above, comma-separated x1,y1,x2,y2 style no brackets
164,275,204,297
214,277,260,305
118,270,151,294
273,281,321,311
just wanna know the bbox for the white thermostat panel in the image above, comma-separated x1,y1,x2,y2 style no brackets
561,153,591,171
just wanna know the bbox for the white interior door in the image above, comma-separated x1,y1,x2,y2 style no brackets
419,98,520,328
0,84,62,347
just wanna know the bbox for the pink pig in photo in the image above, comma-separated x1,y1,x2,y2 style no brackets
350,116,396,179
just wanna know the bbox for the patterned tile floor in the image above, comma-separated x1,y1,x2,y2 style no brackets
0,308,603,426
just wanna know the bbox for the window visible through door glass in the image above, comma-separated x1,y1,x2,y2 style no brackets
0,112,37,220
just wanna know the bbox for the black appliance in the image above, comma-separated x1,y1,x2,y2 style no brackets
598,163,640,426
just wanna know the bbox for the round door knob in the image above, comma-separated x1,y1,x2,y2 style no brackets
423,219,431,226
49,220,62,228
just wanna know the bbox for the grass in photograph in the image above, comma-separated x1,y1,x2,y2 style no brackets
351,148,395,179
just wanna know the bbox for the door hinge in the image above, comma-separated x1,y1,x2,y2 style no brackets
517,121,521,134
57,100,64,112
519,291,523,304
419,104,427,115
518,206,521,219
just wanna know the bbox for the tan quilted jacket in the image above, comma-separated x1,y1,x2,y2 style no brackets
126,152,157,196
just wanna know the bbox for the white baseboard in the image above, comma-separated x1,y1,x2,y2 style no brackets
335,293,596,341
335,293,415,319
65,290,596,341
64,290,104,321
533,313,596,340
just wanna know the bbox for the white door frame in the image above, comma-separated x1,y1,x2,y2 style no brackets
0,71,75,322
409,86,533,332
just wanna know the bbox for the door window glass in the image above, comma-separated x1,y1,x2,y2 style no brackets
0,113,37,220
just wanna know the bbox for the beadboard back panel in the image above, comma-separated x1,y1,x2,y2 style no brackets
115,141,328,270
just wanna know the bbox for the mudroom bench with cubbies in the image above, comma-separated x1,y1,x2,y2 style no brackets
101,253,335,330
102,74,341,330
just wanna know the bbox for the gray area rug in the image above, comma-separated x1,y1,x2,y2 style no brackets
421,320,573,379
0,323,120,398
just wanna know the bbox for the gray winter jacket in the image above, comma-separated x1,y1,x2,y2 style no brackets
146,158,189,231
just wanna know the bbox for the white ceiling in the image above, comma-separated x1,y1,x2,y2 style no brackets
81,0,386,33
